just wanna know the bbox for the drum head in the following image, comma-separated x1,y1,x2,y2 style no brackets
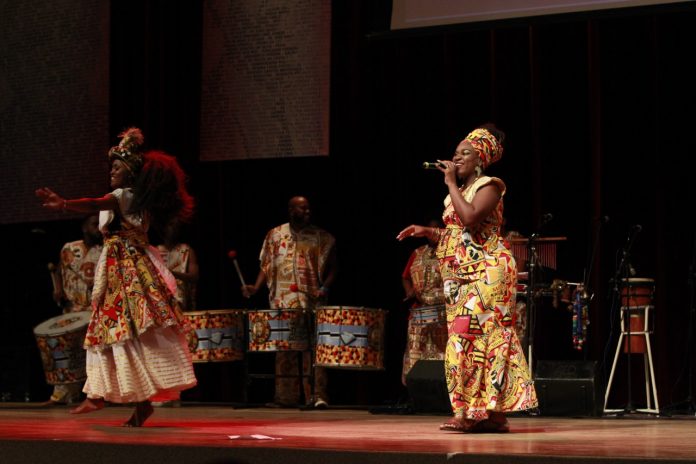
33,311,91,336
621,277,655,285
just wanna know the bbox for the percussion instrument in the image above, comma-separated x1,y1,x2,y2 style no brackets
571,285,590,351
185,309,245,362
550,279,583,308
33,311,91,385
404,304,446,374
620,278,655,353
315,306,385,370
247,309,309,352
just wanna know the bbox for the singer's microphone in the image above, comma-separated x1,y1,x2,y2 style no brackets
422,161,444,170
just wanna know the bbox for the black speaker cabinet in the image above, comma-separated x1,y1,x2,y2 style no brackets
405,360,451,414
535,360,602,417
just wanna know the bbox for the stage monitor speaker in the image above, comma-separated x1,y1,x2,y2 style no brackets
535,360,602,417
405,360,450,414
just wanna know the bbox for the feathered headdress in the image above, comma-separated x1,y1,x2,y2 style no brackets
108,127,145,174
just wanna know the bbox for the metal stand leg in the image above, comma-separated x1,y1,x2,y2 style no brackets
604,306,659,415
603,332,625,414
637,306,659,414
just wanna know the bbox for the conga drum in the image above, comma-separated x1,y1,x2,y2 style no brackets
185,309,245,362
314,306,386,370
620,277,654,353
33,311,91,385
247,309,309,352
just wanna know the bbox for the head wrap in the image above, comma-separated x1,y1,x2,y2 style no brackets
108,127,144,174
464,127,503,169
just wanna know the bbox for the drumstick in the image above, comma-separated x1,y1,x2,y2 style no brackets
227,250,247,287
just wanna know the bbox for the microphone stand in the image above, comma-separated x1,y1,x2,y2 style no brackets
607,226,641,415
575,217,606,355
526,213,551,377
526,232,540,376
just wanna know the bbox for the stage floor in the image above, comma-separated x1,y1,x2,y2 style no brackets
0,403,695,464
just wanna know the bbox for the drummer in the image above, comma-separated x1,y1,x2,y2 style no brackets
401,218,446,385
151,220,199,407
242,196,337,409
45,214,103,405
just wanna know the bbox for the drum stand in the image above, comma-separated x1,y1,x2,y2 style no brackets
298,309,318,410
603,228,659,416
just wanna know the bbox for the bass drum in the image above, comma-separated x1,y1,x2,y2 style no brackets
184,309,245,362
247,309,310,352
314,306,386,370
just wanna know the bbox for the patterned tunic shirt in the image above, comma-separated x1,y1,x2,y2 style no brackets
259,223,335,309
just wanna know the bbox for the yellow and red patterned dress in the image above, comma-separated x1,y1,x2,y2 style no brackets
83,188,196,403
436,176,537,420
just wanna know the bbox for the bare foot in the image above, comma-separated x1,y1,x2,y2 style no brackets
70,398,105,414
123,401,154,427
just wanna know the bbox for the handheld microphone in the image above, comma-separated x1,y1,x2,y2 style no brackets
422,161,443,170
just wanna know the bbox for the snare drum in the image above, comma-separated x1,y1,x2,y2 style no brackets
315,306,385,370
185,309,245,362
404,305,446,374
247,309,309,352
33,311,90,385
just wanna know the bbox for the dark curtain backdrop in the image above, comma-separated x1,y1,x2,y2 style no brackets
3,0,694,407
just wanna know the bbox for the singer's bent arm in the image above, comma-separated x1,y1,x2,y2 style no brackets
447,183,501,227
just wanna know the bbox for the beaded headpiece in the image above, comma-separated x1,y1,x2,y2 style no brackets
108,127,144,174
464,127,503,169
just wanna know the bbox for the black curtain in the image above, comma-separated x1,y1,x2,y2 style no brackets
5,0,691,406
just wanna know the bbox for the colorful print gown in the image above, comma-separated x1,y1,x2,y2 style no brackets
83,188,196,403
436,176,537,420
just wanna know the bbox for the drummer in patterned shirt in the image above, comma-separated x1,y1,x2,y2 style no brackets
401,218,446,385
157,221,199,312
46,214,103,404
242,196,337,409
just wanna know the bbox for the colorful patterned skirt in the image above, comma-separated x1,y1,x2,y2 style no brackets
438,230,537,420
83,230,196,403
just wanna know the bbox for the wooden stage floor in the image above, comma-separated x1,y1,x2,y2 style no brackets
0,403,695,464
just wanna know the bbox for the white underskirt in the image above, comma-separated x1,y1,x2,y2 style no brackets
83,326,197,403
